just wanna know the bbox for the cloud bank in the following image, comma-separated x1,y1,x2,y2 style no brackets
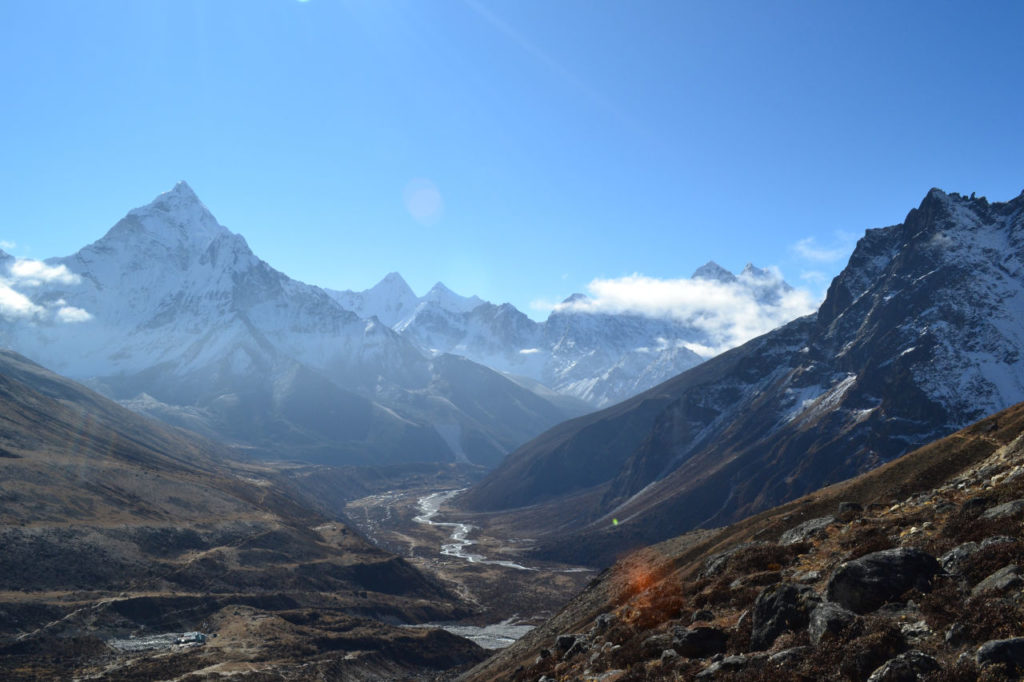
0,260,90,323
539,269,819,357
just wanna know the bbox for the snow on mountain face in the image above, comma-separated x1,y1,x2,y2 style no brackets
461,187,1024,561
328,272,420,327
0,184,580,468
360,261,801,408
12,183,381,381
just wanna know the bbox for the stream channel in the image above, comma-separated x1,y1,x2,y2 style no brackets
412,489,536,648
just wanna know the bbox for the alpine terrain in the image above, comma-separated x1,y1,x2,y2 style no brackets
0,350,487,680
458,187,1024,566
0,183,585,468
333,262,799,408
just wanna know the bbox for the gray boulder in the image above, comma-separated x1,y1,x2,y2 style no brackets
808,601,859,645
977,637,1024,672
939,542,979,575
750,583,820,650
981,499,1024,520
866,650,940,682
671,626,728,659
971,564,1022,597
779,516,835,545
981,535,1016,548
826,548,940,613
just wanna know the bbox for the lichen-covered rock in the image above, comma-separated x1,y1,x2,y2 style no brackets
826,548,940,614
750,583,820,650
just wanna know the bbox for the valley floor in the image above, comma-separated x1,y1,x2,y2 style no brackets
345,487,595,643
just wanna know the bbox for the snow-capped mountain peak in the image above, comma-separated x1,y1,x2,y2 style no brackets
692,260,737,283
422,281,484,313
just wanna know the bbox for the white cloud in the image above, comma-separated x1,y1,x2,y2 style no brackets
551,271,819,357
9,260,81,287
56,306,92,323
0,284,43,318
0,260,91,322
0,241,15,250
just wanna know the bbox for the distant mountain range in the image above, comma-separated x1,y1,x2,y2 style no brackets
0,183,582,467
458,187,1024,565
331,261,798,408
0,182,801,468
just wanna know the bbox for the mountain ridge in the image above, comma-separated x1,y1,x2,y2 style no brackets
457,187,1024,566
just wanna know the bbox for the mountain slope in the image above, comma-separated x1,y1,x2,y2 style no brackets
0,349,486,679
459,188,1024,565
460,401,1024,681
0,183,578,467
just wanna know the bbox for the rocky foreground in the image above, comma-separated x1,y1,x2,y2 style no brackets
462,402,1024,681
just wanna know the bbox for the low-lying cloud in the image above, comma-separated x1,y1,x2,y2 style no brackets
10,260,81,286
0,259,90,323
538,270,819,357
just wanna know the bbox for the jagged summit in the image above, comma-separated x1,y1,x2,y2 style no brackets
96,181,232,253
560,293,589,304
692,260,737,283
370,271,416,296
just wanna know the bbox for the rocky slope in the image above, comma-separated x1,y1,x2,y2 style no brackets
0,350,487,680
458,188,1024,566
461,400,1024,681
0,183,581,468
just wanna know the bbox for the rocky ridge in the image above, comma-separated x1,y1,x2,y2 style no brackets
458,188,1024,566
461,401,1024,681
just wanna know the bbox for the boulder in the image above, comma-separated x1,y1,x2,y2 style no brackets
555,634,577,654
866,650,940,682
970,564,1022,597
700,542,764,578
839,502,864,515
750,583,820,650
640,633,673,658
779,515,835,545
977,637,1024,672
808,601,859,645
696,654,758,678
939,542,979,575
981,499,1024,520
769,646,810,665
826,548,940,613
690,609,715,623
671,626,728,659
980,535,1016,549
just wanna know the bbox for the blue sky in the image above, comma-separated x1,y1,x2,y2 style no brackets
2,1,1022,319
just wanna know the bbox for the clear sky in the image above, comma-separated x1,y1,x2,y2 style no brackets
2,1,1023,319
